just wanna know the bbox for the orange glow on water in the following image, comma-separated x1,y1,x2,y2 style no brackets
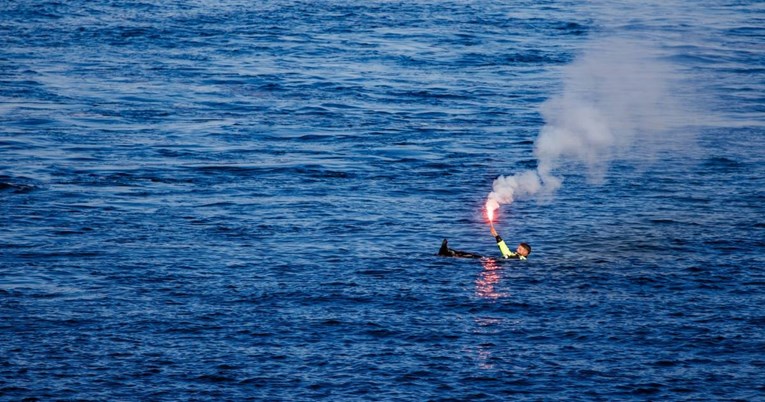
475,258,507,299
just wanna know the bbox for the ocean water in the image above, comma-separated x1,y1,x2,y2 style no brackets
1,0,764,400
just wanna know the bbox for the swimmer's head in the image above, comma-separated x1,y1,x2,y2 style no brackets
517,243,531,257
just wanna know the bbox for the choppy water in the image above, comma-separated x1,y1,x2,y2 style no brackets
2,1,764,400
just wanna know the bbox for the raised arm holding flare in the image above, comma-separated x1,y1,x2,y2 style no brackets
490,223,531,260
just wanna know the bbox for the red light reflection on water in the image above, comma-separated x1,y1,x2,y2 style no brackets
473,258,509,369
475,258,508,299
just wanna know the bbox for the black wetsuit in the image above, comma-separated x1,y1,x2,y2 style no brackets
438,239,482,258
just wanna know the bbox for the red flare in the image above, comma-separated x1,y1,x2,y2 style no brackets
486,199,499,223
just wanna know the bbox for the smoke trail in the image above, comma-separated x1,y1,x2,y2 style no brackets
487,37,689,216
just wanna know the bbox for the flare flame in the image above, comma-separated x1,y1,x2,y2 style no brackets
486,199,499,222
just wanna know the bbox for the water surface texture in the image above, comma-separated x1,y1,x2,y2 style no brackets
2,1,764,400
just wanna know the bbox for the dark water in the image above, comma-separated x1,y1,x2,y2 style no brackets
2,1,764,400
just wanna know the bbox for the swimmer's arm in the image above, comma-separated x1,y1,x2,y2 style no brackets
495,234,515,258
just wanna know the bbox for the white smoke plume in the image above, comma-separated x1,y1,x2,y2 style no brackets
487,37,690,216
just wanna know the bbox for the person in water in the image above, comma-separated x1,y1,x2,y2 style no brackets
439,228,531,260
438,239,482,258
491,225,531,260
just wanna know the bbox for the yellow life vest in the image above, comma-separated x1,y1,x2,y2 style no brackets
497,239,513,258
497,237,527,260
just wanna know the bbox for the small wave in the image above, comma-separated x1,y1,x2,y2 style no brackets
0,181,36,193
17,251,102,259
196,374,236,383
703,156,742,168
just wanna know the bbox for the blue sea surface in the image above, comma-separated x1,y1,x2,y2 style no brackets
2,1,764,400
